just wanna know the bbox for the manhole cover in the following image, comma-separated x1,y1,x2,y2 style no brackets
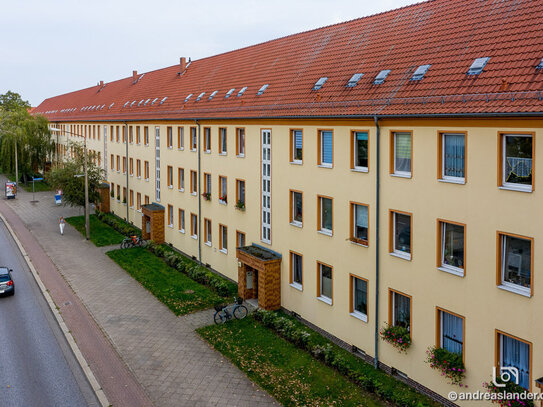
63,301,72,306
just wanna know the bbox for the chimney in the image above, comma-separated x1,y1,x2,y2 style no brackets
132,70,138,83
99,80,104,87
180,57,186,73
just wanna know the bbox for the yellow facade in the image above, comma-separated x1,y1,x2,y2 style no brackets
52,117,542,405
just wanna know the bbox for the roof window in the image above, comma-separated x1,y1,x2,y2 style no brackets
257,84,269,95
130,100,137,107
196,92,206,101
411,64,431,81
123,101,129,108
467,57,490,75
109,103,114,109
225,88,235,98
138,99,145,106
184,94,193,103
537,58,543,69
346,73,363,87
159,97,168,105
151,98,159,105
209,91,218,100
312,77,328,90
374,70,391,85
237,87,248,97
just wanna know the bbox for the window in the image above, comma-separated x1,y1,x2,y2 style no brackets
178,209,185,233
203,127,211,153
190,127,197,151
204,173,211,197
346,73,363,88
499,133,533,192
496,331,531,390
116,155,120,172
219,225,228,253
467,57,490,75
167,205,173,227
129,190,134,207
290,129,303,163
137,193,141,211
317,196,333,235
438,133,466,182
498,232,533,297
318,130,333,167
374,69,391,85
290,190,303,226
236,231,246,248
390,211,412,260
144,126,149,145
236,128,245,156
236,179,245,208
177,127,184,149
167,127,173,148
129,158,134,176
116,185,120,201
313,77,328,90
122,126,126,143
144,161,149,180
389,290,411,331
219,128,227,154
110,125,114,142
350,276,368,321
190,213,197,238
391,132,412,177
411,64,431,81
116,126,119,142
437,308,464,357
352,131,368,171
350,203,369,245
122,157,127,174
122,187,126,203
178,168,184,191
110,182,114,198
145,195,149,205
219,176,227,203
438,220,465,276
190,170,197,195
204,219,212,245
317,262,333,304
110,154,114,170
136,126,141,144
129,126,133,143
136,159,141,178
290,251,303,290
167,166,173,188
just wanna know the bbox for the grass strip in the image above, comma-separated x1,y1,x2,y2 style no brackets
66,214,125,246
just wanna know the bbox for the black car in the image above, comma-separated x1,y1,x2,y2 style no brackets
0,267,14,296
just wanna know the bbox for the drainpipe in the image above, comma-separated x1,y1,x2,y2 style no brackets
195,120,202,265
374,115,381,370
125,122,129,222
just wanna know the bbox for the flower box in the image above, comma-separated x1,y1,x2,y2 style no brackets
380,323,411,353
426,346,465,386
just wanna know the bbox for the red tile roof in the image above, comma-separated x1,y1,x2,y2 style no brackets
35,0,543,121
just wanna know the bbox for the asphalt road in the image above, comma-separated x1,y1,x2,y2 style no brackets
0,218,100,407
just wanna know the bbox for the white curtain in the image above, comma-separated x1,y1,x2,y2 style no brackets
442,312,463,355
502,335,530,389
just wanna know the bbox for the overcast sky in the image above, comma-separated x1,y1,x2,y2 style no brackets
0,0,421,106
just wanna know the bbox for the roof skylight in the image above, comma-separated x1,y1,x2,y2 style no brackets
537,58,543,69
257,84,269,95
237,86,248,97
130,100,137,107
159,97,168,104
411,64,431,81
109,103,114,109
374,70,391,85
151,98,158,105
225,88,235,98
467,57,490,75
209,91,218,100
123,101,129,108
313,77,328,90
346,73,364,87
144,99,151,105
196,92,206,101
138,99,145,106
184,94,193,103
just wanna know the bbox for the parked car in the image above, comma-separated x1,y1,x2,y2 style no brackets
0,267,14,296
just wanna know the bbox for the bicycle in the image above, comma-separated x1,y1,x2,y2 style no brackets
213,297,248,324
120,235,147,249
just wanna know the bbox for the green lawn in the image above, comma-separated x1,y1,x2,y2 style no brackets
107,247,225,315
21,180,51,192
198,318,386,407
66,215,125,246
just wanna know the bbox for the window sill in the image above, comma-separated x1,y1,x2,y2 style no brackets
499,185,533,193
205,242,211,247
317,296,333,305
390,251,411,261
168,146,173,150
350,311,368,323
290,282,303,291
350,239,368,248
136,177,141,179
351,167,368,173
237,154,245,158
219,153,227,156
318,230,333,237
137,209,142,213
178,148,184,151
290,222,303,228
498,284,531,298
168,186,173,189
204,151,211,154
130,174,134,177
168,224,173,229
318,164,333,169
438,266,464,277
179,229,185,234
290,161,303,165
390,173,411,179
129,206,134,209
145,179,149,182
219,248,228,255
191,235,198,240
178,188,184,192
439,178,465,185
144,144,149,147
191,149,197,152
191,192,197,196
219,200,227,205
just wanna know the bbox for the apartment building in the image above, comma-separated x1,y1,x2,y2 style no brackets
35,0,543,404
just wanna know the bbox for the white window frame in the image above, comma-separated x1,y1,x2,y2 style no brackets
219,128,227,155
205,219,212,246
319,197,333,236
290,252,303,291
291,130,303,164
499,234,532,297
237,128,245,157
179,209,185,233
502,134,533,192
392,212,411,260
178,168,184,191
391,291,410,331
219,177,227,204
168,205,174,227
167,127,173,149
351,276,368,322
219,225,228,253
291,191,303,227
319,130,333,168
393,132,412,177
191,171,198,196
178,127,184,150
204,128,211,153
318,263,332,305
439,222,464,276
191,214,197,239
191,127,197,151
441,133,465,183
353,132,368,172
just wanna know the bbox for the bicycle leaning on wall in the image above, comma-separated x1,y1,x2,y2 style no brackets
213,297,248,324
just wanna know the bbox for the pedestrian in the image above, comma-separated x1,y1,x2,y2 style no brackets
59,217,65,235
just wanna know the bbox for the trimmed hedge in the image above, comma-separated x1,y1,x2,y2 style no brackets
95,210,141,237
253,309,439,407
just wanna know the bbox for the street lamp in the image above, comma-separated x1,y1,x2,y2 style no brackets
49,126,90,240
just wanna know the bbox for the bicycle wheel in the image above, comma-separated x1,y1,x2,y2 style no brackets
214,311,226,324
121,240,128,249
233,305,248,320
138,239,148,248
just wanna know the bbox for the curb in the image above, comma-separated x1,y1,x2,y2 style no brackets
0,212,110,407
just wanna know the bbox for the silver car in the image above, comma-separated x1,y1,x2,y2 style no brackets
0,267,14,296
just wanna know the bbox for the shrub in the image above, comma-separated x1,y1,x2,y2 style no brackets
426,346,465,386
380,323,411,353
483,380,534,407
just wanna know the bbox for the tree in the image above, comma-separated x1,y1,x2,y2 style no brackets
47,143,104,207
0,91,30,112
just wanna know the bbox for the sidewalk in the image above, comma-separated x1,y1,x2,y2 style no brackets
0,179,277,406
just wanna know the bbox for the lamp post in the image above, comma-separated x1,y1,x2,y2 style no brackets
49,126,90,240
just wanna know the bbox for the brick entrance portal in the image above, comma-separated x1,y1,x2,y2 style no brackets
141,203,165,244
96,182,110,213
236,245,282,310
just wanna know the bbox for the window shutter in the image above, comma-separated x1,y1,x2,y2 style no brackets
322,131,333,164
295,131,303,149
